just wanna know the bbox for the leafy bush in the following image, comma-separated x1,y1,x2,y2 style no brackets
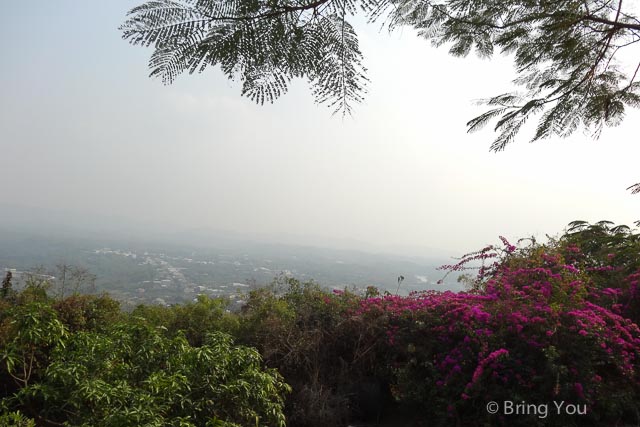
52,293,122,332
1,299,289,426
236,277,394,426
132,294,239,346
0,411,35,427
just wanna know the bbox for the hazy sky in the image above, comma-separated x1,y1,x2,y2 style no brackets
2,1,639,256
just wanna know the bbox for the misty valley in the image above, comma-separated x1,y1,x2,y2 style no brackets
0,230,456,308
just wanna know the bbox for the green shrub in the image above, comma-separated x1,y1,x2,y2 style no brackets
1,297,289,427
52,293,122,332
0,411,35,427
132,294,239,346
238,277,392,426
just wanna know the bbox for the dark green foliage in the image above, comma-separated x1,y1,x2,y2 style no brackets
1,291,289,427
0,412,35,427
122,0,640,147
560,220,640,322
0,301,67,412
52,293,122,332
14,326,288,427
132,294,239,346
237,277,393,426
563,220,640,270
14,275,51,305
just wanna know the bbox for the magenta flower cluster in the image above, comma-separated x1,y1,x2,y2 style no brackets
332,235,640,422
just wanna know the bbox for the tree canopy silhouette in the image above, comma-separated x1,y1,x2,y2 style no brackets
121,0,640,152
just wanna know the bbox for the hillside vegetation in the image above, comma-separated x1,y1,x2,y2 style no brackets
2,221,640,426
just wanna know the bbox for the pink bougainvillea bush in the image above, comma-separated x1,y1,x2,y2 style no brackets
353,289,639,424
340,222,640,426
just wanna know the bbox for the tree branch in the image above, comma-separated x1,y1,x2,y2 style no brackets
201,0,333,22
